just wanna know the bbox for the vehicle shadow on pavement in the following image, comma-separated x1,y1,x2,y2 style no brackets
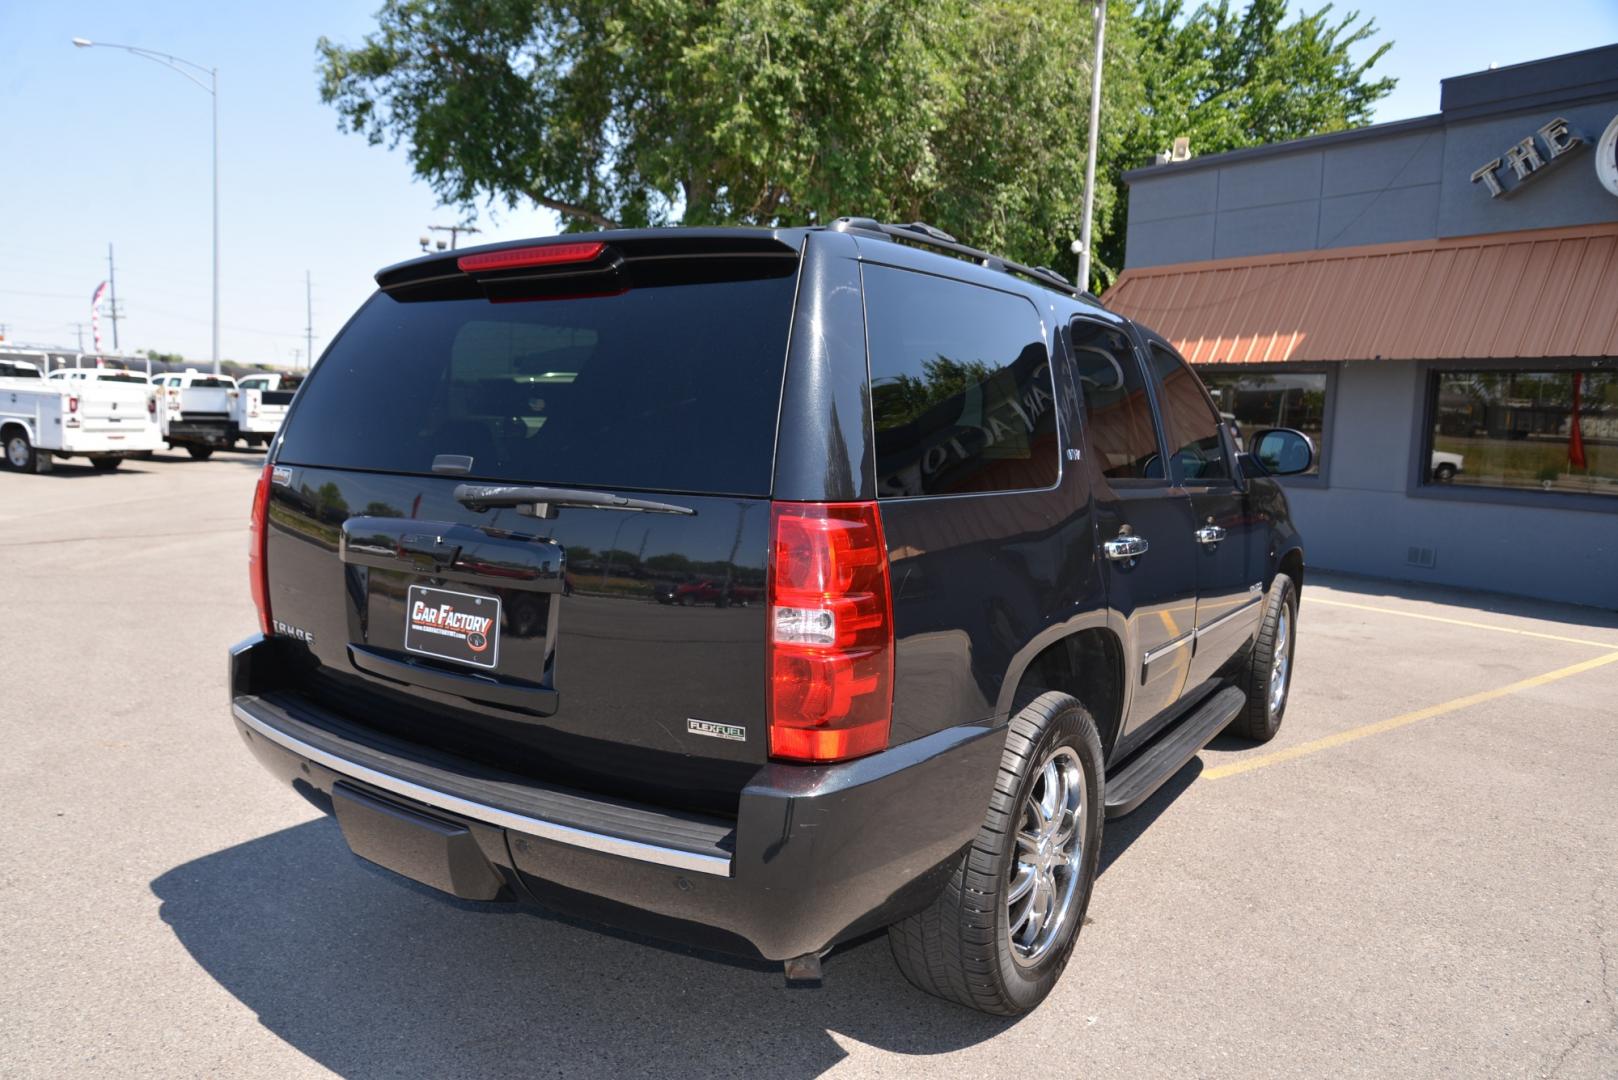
151,818,1022,1079
1097,758,1201,877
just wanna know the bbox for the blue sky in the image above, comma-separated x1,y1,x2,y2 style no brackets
1,1,1615,364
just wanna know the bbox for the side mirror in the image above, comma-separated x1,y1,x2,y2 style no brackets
1250,428,1315,476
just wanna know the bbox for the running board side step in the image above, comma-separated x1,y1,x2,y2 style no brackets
1104,686,1247,818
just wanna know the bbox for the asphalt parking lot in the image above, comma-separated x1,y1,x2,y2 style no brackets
3,451,1617,1080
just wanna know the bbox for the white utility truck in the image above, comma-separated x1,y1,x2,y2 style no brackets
154,370,238,459
230,372,302,447
1,359,162,472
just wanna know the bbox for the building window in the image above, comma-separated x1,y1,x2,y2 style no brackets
1428,369,1616,498
1196,369,1328,477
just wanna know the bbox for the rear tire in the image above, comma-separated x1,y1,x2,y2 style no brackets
5,429,36,472
90,457,123,472
887,691,1104,1015
185,444,214,460
1434,463,1457,482
1228,575,1297,743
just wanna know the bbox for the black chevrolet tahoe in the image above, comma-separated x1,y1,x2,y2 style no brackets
231,220,1311,1015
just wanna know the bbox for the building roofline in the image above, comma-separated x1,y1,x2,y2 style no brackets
1123,42,1618,186
1121,112,1443,184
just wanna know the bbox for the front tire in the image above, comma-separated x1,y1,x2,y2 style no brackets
1228,575,1297,742
90,457,123,472
1434,463,1457,482
185,444,214,460
888,691,1104,1015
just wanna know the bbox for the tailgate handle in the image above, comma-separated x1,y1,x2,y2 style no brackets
340,517,564,593
348,645,559,716
453,483,695,519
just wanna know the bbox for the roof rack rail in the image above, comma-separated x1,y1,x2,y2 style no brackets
830,217,1104,306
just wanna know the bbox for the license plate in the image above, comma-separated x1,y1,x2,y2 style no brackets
404,585,501,669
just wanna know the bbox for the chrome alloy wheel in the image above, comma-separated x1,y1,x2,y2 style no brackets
6,436,29,469
1269,603,1292,717
1008,746,1086,967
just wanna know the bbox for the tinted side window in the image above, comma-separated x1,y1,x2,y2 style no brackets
1149,343,1230,483
1069,320,1163,481
864,265,1058,498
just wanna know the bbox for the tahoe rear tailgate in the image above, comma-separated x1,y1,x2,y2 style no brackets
262,241,798,814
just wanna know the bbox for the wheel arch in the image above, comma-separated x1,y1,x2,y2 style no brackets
1278,544,1305,594
999,618,1128,764
1,418,37,445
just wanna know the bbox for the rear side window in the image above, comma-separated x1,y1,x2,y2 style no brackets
1148,343,1230,483
277,268,797,496
864,265,1057,498
1069,320,1163,481
0,361,41,378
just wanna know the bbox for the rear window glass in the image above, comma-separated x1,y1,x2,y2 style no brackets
864,265,1057,498
277,269,797,496
0,361,41,378
95,373,150,384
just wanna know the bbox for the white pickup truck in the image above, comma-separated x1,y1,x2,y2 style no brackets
154,370,238,459
1,360,162,472
231,372,302,447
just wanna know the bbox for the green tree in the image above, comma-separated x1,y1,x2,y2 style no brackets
318,1,1391,291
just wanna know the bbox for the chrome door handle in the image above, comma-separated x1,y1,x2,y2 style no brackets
1103,534,1150,560
1195,525,1227,545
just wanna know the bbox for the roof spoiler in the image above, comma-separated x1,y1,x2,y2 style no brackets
373,231,802,299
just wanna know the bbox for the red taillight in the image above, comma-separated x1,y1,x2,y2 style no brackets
767,502,894,763
249,462,273,636
457,242,605,273
67,394,79,413
146,395,157,415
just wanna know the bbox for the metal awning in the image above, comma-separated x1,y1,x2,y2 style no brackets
1103,222,1618,364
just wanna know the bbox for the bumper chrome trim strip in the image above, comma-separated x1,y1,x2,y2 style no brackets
232,701,733,878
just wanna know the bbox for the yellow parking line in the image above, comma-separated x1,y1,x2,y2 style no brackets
1305,595,1618,650
1205,650,1618,780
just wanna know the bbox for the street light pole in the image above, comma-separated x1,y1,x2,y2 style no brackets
1078,1,1107,292
73,37,220,374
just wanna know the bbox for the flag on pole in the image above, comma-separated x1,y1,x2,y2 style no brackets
90,280,109,362
1568,371,1587,471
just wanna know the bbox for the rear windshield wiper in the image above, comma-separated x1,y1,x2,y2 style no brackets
453,483,696,519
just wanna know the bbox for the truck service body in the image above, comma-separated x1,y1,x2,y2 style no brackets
2,360,161,471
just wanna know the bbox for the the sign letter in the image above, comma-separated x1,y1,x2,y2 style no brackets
1537,117,1581,159
1470,158,1505,197
1503,137,1545,181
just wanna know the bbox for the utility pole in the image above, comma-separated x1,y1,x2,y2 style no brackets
1078,0,1107,291
106,243,122,351
427,223,480,251
304,270,314,369
70,322,87,351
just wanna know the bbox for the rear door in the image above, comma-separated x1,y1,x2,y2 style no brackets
76,373,151,434
1066,317,1199,738
263,245,801,814
1141,336,1266,691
